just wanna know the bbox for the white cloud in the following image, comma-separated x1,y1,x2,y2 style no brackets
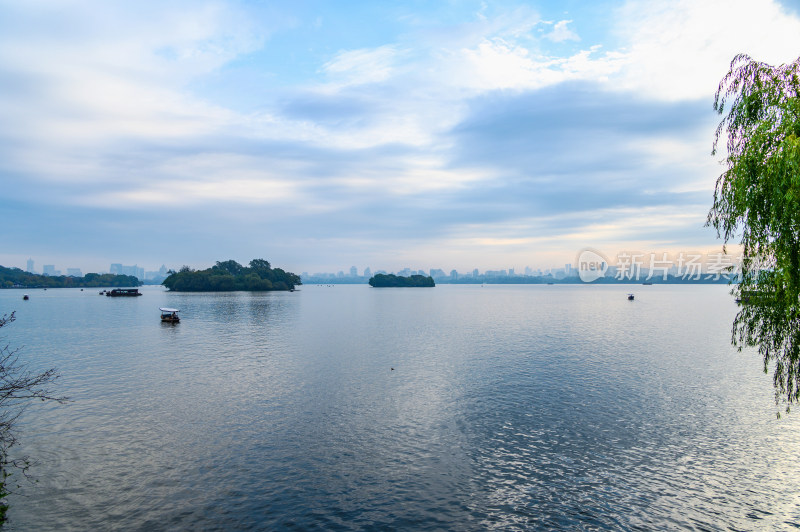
321,45,400,87
546,20,580,43
451,39,624,91
3,0,798,271
613,0,800,100
89,178,297,206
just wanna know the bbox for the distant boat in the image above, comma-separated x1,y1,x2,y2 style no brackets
106,288,142,297
160,307,180,323
23,294,29,300
628,293,635,300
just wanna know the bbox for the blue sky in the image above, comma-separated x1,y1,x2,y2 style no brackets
2,0,800,274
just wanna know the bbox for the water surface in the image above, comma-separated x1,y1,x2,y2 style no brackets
1,284,799,530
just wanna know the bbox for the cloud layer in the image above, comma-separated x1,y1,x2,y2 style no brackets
2,0,799,273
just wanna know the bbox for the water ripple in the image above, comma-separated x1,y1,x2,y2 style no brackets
2,285,799,530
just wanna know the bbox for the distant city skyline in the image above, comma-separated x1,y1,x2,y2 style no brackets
11,246,740,282
2,1,798,271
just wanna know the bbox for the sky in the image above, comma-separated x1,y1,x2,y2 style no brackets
2,0,800,275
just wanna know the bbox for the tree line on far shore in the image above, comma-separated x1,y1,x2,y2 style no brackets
162,259,301,292
0,265,141,289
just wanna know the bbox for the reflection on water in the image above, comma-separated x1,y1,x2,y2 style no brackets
2,284,799,530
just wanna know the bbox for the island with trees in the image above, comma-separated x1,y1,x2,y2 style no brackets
368,273,435,287
0,265,141,289
162,259,301,292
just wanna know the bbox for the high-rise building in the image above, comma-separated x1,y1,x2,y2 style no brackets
110,263,144,280
450,269,458,280
350,266,358,277
473,268,479,278
363,267,371,278
42,265,58,276
26,258,35,273
66,268,82,277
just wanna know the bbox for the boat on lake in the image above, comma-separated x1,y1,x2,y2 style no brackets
106,288,142,297
23,294,29,300
627,293,635,300
160,308,180,323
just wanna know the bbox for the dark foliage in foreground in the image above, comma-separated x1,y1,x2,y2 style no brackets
162,259,301,292
0,313,67,525
368,274,435,287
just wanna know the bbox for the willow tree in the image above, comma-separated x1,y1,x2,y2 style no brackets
707,54,800,410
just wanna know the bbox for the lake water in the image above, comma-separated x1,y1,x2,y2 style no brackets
1,284,799,530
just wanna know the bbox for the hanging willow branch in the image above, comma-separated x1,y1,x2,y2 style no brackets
707,54,800,409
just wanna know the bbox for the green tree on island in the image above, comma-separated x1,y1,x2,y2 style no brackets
707,53,800,410
162,259,301,292
368,274,435,287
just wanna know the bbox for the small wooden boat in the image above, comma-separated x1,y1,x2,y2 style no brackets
627,293,635,300
160,308,180,323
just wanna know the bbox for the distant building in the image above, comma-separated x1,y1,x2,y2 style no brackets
26,258,35,274
144,265,169,282
42,265,59,276
363,267,371,278
350,266,358,277
110,263,144,280
450,269,458,280
509,268,515,277
66,268,82,277
430,268,446,279
524,266,532,276
473,268,479,278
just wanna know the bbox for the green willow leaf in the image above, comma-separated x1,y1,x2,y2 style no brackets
708,54,800,410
